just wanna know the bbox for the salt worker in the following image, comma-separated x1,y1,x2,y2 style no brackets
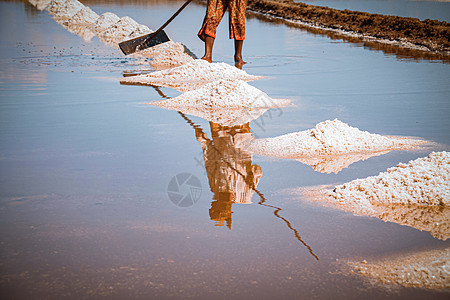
198,0,248,68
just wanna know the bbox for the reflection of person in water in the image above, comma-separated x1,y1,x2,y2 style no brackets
195,122,262,229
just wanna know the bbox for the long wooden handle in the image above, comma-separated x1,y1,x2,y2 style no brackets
145,0,194,43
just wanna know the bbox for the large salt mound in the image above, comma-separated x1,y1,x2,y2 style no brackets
90,12,120,35
47,0,84,21
149,79,290,110
248,119,426,158
332,151,450,206
97,16,139,46
121,59,263,92
350,247,450,289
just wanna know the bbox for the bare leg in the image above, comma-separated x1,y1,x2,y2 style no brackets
201,35,215,63
234,39,246,69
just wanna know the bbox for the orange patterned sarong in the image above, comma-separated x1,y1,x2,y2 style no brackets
198,0,248,41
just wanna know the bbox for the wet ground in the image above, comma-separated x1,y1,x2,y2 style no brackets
297,0,450,22
0,0,449,299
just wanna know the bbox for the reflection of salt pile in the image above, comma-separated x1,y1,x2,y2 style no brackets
296,151,391,174
350,247,450,289
121,59,263,91
170,106,270,127
150,79,290,110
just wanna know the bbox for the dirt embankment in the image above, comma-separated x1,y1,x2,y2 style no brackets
246,0,450,54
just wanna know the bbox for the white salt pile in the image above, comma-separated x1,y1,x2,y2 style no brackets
350,247,450,289
332,151,450,206
97,16,140,46
150,79,290,110
66,6,99,27
297,152,450,239
127,24,153,40
48,0,85,21
62,6,99,41
248,119,426,159
29,0,52,10
131,41,185,59
121,59,263,92
90,12,120,35
150,44,195,70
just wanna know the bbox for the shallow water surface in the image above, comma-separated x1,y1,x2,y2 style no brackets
0,0,449,299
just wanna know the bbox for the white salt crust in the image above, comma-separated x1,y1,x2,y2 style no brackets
248,119,426,158
350,247,450,289
150,79,290,110
332,151,450,206
90,12,120,35
121,59,263,92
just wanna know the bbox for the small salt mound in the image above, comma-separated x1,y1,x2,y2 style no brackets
150,79,291,110
97,16,139,46
90,12,120,35
248,119,426,158
350,247,450,289
131,41,184,59
47,0,84,21
66,6,99,27
150,44,195,70
332,151,450,206
121,59,263,92
125,24,153,40
29,0,52,10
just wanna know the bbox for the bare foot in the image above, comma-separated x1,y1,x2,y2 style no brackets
234,57,246,69
201,56,212,63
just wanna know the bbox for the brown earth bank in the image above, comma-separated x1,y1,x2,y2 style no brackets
246,0,450,55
